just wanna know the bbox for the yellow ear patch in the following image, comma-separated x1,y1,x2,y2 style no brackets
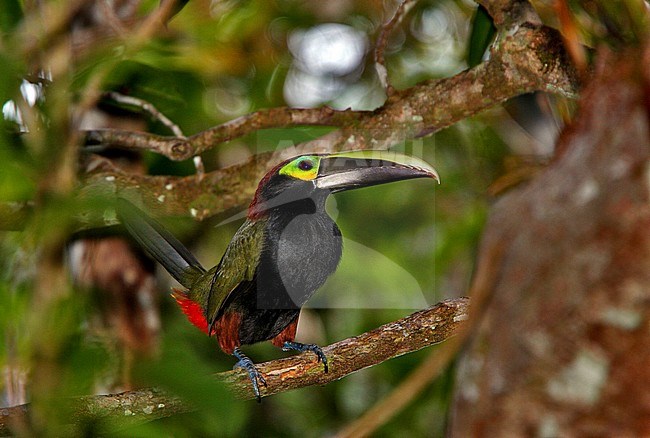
279,156,321,181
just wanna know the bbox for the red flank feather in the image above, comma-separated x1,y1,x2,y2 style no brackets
171,289,209,335
271,318,298,348
171,290,243,354
212,312,242,354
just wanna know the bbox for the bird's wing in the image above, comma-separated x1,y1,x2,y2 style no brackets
205,218,265,332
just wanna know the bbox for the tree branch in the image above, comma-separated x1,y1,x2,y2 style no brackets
83,107,371,161
221,297,469,399
375,0,419,96
77,23,578,222
82,18,578,163
104,92,185,137
0,298,469,434
0,17,580,231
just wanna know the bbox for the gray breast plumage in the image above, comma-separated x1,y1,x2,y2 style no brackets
276,212,342,306
257,210,342,310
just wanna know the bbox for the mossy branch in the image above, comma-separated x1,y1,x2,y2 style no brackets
72,24,579,224
0,298,468,434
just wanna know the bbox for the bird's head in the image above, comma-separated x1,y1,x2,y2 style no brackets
248,150,439,219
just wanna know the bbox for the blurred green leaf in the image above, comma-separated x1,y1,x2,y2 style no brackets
0,0,22,34
467,5,496,68
0,52,23,104
0,160,35,201
118,318,248,436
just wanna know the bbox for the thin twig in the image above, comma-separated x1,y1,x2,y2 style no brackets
193,156,205,180
104,90,208,180
375,0,419,96
105,92,185,137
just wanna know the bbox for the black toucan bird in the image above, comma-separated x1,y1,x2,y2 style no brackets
117,150,439,400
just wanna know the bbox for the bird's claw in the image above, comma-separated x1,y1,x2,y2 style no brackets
233,348,266,402
282,341,329,373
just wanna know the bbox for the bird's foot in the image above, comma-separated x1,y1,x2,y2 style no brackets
233,347,267,402
282,341,329,373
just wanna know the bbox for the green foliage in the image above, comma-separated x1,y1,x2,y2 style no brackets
0,0,22,34
0,0,517,436
467,5,496,68
0,146,35,201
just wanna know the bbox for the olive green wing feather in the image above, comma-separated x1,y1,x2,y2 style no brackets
204,218,266,333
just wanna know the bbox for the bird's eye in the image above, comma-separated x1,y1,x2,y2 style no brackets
298,159,314,171
279,156,319,180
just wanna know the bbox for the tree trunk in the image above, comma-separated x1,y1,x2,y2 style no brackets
450,45,650,436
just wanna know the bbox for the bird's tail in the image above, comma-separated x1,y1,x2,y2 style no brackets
116,198,206,289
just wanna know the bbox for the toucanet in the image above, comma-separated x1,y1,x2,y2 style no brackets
117,150,439,401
